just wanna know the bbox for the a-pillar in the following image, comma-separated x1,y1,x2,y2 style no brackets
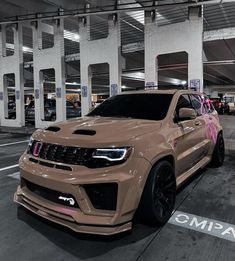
79,14,122,116
145,7,203,92
0,23,25,127
32,19,65,129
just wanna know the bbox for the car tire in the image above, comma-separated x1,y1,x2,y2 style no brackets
137,161,176,226
211,133,225,167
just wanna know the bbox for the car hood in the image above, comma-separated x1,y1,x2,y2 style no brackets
33,116,162,147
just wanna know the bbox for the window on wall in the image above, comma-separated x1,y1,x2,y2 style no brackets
4,73,16,120
40,68,56,122
89,15,109,40
90,63,110,108
6,26,14,57
157,52,188,89
41,21,54,49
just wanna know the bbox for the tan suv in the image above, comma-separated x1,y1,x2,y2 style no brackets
14,90,225,235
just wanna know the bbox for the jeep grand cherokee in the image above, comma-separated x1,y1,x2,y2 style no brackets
14,90,225,235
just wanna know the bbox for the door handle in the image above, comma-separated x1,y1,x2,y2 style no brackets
195,121,202,126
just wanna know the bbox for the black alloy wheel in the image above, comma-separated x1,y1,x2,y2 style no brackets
138,161,176,226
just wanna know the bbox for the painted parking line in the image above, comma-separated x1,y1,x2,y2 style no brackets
0,164,19,172
169,211,235,242
0,140,28,147
8,172,20,180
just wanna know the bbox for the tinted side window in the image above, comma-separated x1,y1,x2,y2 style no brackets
190,95,203,116
88,94,173,121
176,94,192,112
174,95,192,122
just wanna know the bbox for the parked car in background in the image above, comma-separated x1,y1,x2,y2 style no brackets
224,95,235,115
15,90,224,235
92,99,106,108
7,101,16,119
210,98,229,115
25,99,81,123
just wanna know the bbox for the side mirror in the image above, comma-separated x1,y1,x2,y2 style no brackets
178,108,196,121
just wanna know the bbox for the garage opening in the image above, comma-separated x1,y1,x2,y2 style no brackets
90,63,110,108
41,21,54,49
89,15,109,40
3,73,15,120
5,26,14,57
157,51,188,89
40,68,56,122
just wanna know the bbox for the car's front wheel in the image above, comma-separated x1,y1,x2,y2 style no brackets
137,161,176,226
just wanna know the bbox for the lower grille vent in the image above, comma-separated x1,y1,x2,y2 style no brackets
24,179,79,208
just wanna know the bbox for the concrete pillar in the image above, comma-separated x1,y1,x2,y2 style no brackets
145,7,203,92
79,14,122,116
32,19,66,129
0,23,25,127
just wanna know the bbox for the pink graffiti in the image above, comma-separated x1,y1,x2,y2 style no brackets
205,115,217,144
198,96,217,145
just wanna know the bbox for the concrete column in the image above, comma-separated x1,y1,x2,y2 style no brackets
0,23,25,127
79,14,122,116
145,7,203,92
32,19,65,129
145,11,158,88
188,7,203,92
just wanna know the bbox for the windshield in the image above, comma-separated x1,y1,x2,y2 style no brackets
87,93,173,121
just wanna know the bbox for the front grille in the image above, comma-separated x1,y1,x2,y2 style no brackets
30,140,93,166
29,157,72,171
24,179,79,208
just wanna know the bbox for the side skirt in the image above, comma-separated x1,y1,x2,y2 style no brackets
176,156,211,188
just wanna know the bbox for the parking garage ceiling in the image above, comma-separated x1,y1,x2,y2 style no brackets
1,0,235,94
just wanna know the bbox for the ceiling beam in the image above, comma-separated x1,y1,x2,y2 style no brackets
204,26,235,42
2,0,235,25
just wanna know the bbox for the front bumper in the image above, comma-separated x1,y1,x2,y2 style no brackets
14,153,151,235
14,187,132,235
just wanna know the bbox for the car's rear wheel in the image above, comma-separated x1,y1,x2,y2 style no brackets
211,133,225,167
137,161,176,226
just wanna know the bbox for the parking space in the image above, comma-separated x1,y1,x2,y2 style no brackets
0,115,234,261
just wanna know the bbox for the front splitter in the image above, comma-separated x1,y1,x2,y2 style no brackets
14,187,132,236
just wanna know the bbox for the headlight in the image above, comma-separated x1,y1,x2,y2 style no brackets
86,147,132,168
27,136,34,153
92,148,132,161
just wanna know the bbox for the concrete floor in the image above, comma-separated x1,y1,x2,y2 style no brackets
0,116,235,261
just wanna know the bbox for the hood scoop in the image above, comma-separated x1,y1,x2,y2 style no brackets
46,126,60,132
73,129,96,136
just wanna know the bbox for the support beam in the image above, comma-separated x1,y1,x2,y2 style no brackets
2,0,235,25
32,18,66,129
144,6,203,91
204,27,235,42
122,26,235,54
79,14,123,115
0,23,25,127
